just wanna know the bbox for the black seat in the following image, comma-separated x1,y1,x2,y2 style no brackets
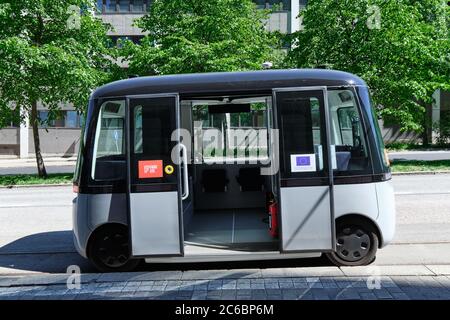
236,168,264,192
201,169,229,192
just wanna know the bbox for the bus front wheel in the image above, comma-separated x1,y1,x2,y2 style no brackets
326,219,379,267
88,224,140,273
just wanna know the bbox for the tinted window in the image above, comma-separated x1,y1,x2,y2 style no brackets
276,90,327,179
129,97,178,185
91,100,126,181
328,89,372,175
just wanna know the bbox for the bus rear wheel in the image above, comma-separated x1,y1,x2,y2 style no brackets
326,219,378,267
88,224,140,273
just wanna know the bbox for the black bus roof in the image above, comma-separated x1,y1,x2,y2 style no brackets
92,69,367,99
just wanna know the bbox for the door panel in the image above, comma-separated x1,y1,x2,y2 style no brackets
280,186,332,251
126,95,184,257
129,192,180,256
274,88,335,252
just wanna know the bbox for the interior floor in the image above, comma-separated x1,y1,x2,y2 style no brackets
184,208,278,251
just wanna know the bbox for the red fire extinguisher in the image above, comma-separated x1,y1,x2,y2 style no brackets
268,200,278,238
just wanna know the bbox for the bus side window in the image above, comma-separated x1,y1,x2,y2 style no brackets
91,100,126,181
328,90,371,175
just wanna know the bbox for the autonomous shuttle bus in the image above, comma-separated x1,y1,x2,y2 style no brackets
72,69,395,272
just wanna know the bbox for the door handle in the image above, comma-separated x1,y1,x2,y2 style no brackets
180,143,189,200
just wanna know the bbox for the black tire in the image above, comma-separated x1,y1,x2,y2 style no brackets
88,224,140,273
326,219,379,267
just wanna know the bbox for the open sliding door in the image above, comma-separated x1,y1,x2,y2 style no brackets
273,87,335,252
126,94,186,258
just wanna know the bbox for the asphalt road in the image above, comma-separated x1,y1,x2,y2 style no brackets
0,174,450,274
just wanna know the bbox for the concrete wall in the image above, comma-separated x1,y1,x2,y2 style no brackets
379,121,421,145
100,11,292,36
265,12,290,33
100,14,145,36
27,129,81,157
0,128,20,155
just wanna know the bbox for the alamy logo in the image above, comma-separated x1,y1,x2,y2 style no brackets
66,265,81,290
67,5,81,30
366,266,382,290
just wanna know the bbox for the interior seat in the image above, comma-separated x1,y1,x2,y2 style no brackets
201,169,229,192
236,167,264,192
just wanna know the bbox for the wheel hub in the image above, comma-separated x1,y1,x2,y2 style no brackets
96,233,130,268
336,226,371,262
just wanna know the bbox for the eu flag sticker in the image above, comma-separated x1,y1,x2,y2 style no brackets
290,154,316,172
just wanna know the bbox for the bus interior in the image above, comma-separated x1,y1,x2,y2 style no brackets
174,89,368,254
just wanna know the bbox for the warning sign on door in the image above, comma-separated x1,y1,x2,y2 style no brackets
138,160,163,179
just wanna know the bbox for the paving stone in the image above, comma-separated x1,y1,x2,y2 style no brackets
293,282,309,289
311,290,330,300
207,280,223,290
236,280,251,289
222,280,237,290
264,281,279,289
278,280,294,289
322,282,338,288
136,285,153,292
309,282,323,289
359,292,377,300
265,289,282,296
391,292,410,300
236,289,252,296
221,290,237,300
267,295,283,300
3,268,450,301
374,289,393,299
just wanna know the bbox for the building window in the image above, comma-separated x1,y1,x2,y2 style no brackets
96,0,103,13
104,0,117,13
132,0,144,12
254,0,291,11
38,110,83,128
119,0,130,12
66,111,81,128
97,0,149,13
299,0,308,9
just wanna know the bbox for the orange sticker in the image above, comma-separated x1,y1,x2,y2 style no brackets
138,160,163,179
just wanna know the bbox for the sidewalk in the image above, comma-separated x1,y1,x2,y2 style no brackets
0,156,76,175
0,265,449,300
389,150,450,162
0,156,76,168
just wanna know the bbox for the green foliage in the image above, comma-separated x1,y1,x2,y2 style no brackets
124,0,281,75
0,173,73,186
287,0,450,132
0,0,116,122
391,159,450,172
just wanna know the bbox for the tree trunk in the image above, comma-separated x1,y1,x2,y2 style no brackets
30,101,47,178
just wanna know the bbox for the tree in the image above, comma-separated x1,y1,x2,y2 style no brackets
286,0,450,138
124,0,281,76
0,0,115,176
